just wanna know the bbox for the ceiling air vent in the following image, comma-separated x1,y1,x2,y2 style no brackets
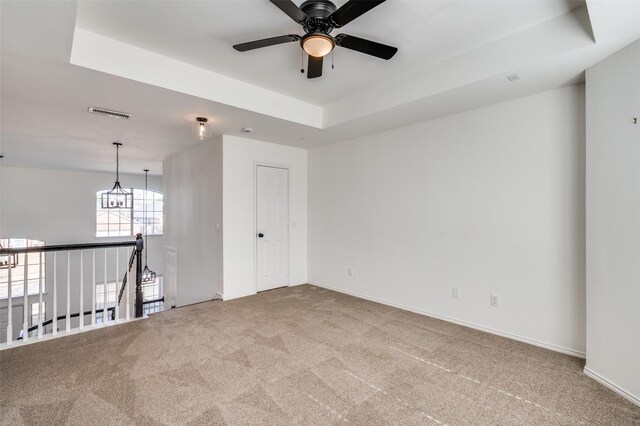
88,107,132,120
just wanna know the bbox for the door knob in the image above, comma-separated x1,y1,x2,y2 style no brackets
258,233,264,238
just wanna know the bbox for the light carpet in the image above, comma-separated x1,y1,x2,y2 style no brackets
1,284,639,425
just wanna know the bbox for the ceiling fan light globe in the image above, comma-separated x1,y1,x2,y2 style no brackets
302,34,334,57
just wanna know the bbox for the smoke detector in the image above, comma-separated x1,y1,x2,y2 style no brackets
88,107,132,119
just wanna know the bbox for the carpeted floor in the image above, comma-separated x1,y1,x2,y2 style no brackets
1,284,639,425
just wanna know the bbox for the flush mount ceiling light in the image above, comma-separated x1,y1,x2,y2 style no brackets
302,33,335,57
194,117,212,141
102,142,133,209
141,169,156,284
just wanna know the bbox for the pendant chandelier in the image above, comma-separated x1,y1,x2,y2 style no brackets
0,242,18,270
141,169,156,284
102,142,133,209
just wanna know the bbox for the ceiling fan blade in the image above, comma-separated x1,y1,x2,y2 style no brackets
329,0,386,28
269,0,308,23
233,34,300,52
335,34,397,60
307,55,323,79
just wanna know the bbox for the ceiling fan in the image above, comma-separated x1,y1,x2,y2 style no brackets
233,0,398,79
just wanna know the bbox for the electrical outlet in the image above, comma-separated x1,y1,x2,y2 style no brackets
347,267,354,277
452,287,460,299
490,294,499,307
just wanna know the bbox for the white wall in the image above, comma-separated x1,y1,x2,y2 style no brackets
309,85,586,356
585,40,640,404
223,135,307,300
163,138,223,307
0,165,164,274
0,166,164,333
0,166,162,251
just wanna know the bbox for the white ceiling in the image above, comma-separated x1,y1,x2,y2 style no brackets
2,0,640,175
75,0,581,105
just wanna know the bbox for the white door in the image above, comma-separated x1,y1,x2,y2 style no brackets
256,166,289,292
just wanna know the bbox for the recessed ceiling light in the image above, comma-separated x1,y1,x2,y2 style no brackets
506,73,521,82
242,127,253,133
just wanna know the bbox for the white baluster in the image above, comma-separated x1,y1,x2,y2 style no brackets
91,250,96,327
66,252,70,332
38,252,43,338
126,247,131,321
52,252,57,335
103,248,107,324
115,248,120,322
79,251,84,329
23,252,28,342
6,258,12,345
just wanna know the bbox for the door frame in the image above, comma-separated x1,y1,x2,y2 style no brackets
164,246,177,308
253,162,291,294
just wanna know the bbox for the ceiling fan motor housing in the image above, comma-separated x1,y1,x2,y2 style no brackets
301,0,337,34
300,0,337,18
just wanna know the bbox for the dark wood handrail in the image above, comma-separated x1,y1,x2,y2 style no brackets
8,233,147,341
117,248,137,305
0,240,137,255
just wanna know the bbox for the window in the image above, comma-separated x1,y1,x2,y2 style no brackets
96,189,163,237
0,239,46,299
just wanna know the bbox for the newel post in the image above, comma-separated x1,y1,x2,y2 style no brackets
135,233,144,318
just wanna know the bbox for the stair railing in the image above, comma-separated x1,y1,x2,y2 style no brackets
0,234,145,346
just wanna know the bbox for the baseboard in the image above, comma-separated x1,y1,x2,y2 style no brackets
223,283,307,300
222,291,256,301
584,367,640,407
308,282,586,359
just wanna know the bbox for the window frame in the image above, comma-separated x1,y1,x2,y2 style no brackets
96,188,163,238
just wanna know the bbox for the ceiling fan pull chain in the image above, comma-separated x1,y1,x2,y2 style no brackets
300,50,305,73
332,51,335,70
